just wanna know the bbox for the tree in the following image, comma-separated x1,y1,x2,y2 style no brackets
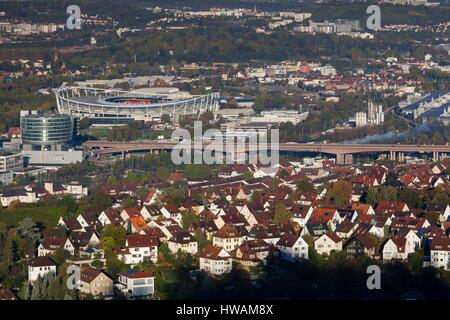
100,237,116,252
52,248,70,265
181,210,199,229
273,204,292,224
105,253,127,279
408,249,424,273
79,117,90,130
17,217,40,243
106,175,119,186
30,276,45,300
89,191,113,212
19,283,31,300
101,225,126,247
92,259,104,269
365,186,398,206
326,180,352,207
121,196,137,208
161,114,171,124
385,172,399,186
398,187,423,209
156,167,170,181
296,177,315,193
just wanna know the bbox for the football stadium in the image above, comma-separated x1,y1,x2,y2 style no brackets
55,86,220,125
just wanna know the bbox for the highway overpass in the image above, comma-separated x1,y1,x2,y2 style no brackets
83,141,450,165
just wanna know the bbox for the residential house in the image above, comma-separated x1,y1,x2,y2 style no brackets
120,207,141,221
79,266,113,297
98,208,124,227
28,256,57,282
140,206,161,221
116,234,158,265
247,224,282,245
314,231,343,255
38,236,75,256
168,230,198,255
335,220,358,239
430,237,450,270
213,224,245,251
290,204,313,227
116,269,155,298
276,233,309,261
382,237,413,262
160,204,182,225
232,240,279,270
344,234,377,258
199,245,232,276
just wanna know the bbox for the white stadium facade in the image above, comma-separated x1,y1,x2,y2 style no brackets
54,86,220,125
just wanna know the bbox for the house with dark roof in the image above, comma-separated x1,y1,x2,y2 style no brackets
344,234,377,258
28,256,57,282
160,204,182,224
382,237,410,262
290,204,313,227
140,205,161,221
79,266,113,297
314,231,343,255
1,187,37,207
38,236,75,256
199,245,232,276
98,208,124,227
213,224,245,251
247,224,282,245
232,240,279,270
430,237,450,270
116,234,158,265
69,230,100,250
335,220,358,239
276,233,309,261
57,216,83,232
168,230,198,255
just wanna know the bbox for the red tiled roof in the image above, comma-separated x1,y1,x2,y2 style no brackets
126,234,158,247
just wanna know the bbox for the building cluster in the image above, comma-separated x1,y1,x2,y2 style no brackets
400,90,450,124
0,181,88,207
21,153,450,298
293,19,372,39
350,101,385,128
381,21,450,33
0,22,64,35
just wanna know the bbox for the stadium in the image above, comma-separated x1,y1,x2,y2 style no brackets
54,86,220,125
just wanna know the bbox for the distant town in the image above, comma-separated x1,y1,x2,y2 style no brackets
0,0,450,301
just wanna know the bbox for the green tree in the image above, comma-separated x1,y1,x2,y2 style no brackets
106,175,119,186
181,210,199,229
408,249,424,273
326,180,352,207
161,114,171,124
273,204,292,224
156,167,170,181
100,236,116,252
52,248,71,265
296,177,315,193
105,253,127,279
17,217,40,243
92,260,104,269
101,225,127,247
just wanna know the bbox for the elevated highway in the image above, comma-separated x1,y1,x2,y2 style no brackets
83,141,450,164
